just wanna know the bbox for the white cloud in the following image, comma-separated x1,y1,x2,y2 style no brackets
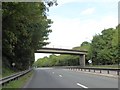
35,53,51,61
57,0,119,6
46,15,117,48
81,8,95,15
100,16,118,29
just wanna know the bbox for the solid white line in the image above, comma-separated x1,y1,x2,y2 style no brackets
77,83,88,88
59,75,62,77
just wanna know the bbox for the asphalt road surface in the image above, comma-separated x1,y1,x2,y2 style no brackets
24,68,118,88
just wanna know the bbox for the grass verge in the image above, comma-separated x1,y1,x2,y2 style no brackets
2,70,34,89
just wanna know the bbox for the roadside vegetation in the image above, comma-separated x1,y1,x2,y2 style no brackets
2,1,54,71
34,25,119,68
2,67,15,77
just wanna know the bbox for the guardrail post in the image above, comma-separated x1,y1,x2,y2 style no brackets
94,69,95,72
2,83,6,86
89,69,90,72
117,70,119,75
100,70,101,73
107,70,109,74
16,77,18,80
81,69,82,71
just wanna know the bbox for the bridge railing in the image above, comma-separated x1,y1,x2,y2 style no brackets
43,45,73,49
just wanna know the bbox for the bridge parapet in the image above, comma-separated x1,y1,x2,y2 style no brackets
36,47,87,55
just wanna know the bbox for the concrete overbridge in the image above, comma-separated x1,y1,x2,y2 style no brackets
35,48,88,67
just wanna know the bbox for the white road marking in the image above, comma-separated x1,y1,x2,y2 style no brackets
59,75,62,77
38,67,53,69
77,83,88,88
52,72,55,74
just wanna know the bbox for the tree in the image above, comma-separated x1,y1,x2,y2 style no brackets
90,27,118,65
2,2,53,70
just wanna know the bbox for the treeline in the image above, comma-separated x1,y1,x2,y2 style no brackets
34,55,80,67
90,27,119,65
34,25,119,67
2,2,53,70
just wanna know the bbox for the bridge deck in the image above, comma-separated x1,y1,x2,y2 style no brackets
35,48,87,55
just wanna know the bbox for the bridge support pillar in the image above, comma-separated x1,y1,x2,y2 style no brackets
79,55,85,67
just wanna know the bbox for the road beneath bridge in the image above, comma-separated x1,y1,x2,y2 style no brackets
24,68,118,88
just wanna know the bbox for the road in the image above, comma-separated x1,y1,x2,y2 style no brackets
24,68,118,88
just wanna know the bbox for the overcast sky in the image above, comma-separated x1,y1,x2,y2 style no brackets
35,0,119,61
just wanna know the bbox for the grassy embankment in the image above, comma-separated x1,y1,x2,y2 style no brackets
2,67,16,78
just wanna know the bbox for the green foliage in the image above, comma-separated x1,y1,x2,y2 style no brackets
34,26,119,67
118,24,120,64
2,66,15,77
2,2,52,70
34,54,80,67
91,27,118,65
73,41,91,64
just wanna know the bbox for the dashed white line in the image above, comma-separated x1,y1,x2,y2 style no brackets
52,72,54,74
77,83,88,88
59,75,62,77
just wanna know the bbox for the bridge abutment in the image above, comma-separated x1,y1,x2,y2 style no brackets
79,55,85,67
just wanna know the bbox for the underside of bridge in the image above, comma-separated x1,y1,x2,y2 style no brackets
35,48,87,67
